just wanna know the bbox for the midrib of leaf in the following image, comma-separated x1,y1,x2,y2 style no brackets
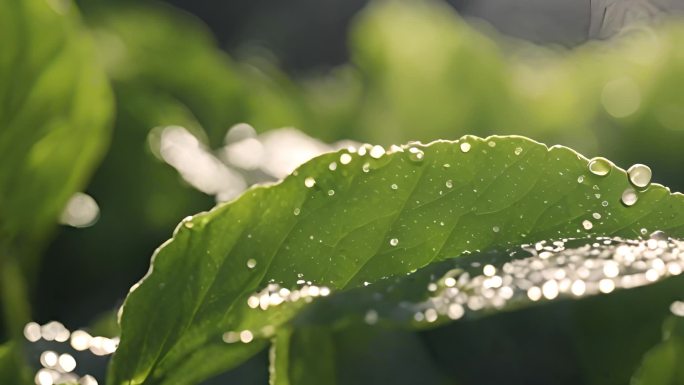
110,135,684,385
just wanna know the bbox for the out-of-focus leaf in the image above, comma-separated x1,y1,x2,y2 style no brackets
0,342,31,385
108,135,684,385
347,0,515,144
82,0,242,146
0,0,113,256
632,315,684,385
270,327,336,385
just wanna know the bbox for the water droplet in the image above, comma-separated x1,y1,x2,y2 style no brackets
239,330,254,343
650,230,668,240
483,264,496,276
389,238,399,246
601,200,609,207
487,141,496,147
443,163,451,168
370,145,385,159
328,162,337,171
527,286,542,301
340,153,352,165
640,228,648,235
582,220,593,230
304,177,316,188
362,162,370,173
621,187,638,206
408,147,424,162
327,189,335,196
592,212,601,220
542,280,559,299
627,164,652,188
460,142,471,153
492,226,500,233
577,175,585,183
588,157,612,176
448,303,465,319
514,147,523,155
247,259,257,269
571,280,586,296
365,310,379,325
293,208,300,216
183,221,194,229
670,301,684,317
598,279,615,293
445,180,453,189
391,183,398,190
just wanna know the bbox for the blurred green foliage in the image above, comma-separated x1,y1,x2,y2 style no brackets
1,0,684,384
632,315,684,385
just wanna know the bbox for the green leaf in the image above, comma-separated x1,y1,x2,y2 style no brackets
632,314,684,385
81,0,244,146
0,342,31,385
269,326,336,385
109,135,684,385
0,0,113,254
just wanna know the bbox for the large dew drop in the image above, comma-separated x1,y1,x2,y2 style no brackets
304,177,316,188
340,153,352,165
588,157,612,176
621,187,638,206
459,142,471,153
370,145,385,159
408,147,424,162
390,238,399,246
627,164,652,188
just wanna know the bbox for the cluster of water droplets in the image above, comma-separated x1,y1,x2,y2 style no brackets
223,281,333,344
587,157,652,207
395,232,684,326
22,321,118,385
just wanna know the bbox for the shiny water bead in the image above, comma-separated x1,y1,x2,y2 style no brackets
627,163,652,188
408,147,424,162
588,157,612,176
304,177,316,188
621,187,638,206
370,145,385,159
340,153,352,165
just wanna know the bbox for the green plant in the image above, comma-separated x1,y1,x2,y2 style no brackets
2,0,684,384
108,136,684,385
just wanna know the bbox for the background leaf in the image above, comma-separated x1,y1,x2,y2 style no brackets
0,0,113,263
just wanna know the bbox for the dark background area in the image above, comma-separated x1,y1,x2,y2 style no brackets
164,0,590,74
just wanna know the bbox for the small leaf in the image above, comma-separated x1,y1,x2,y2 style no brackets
109,136,684,385
632,315,684,385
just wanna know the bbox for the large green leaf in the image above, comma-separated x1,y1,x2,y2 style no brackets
108,135,684,385
0,0,113,256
